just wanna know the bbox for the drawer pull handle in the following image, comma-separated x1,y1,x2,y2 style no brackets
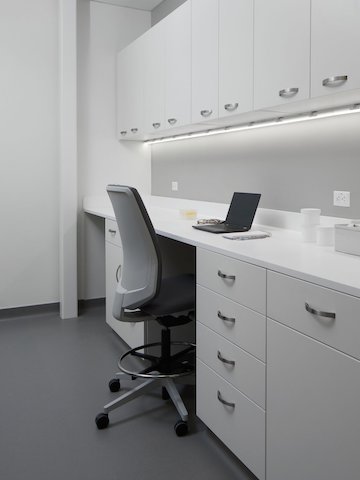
305,302,336,320
218,270,235,280
120,130,127,136
224,103,239,112
217,350,235,366
108,229,117,235
322,75,348,87
131,128,138,134
152,122,161,129
217,311,235,324
279,87,299,98
115,265,121,282
200,109,213,118
168,118,177,125
217,390,235,409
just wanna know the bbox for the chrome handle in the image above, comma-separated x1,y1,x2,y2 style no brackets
168,118,177,125
152,122,161,129
217,311,235,324
322,75,348,87
120,130,127,136
108,229,116,236
200,109,213,118
218,270,235,281
217,350,235,366
279,87,299,98
224,103,239,112
305,302,336,320
217,390,235,409
115,265,121,282
131,128,138,133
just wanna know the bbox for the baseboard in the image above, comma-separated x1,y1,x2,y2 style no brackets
0,302,60,320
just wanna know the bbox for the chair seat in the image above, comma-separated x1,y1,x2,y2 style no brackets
141,273,195,318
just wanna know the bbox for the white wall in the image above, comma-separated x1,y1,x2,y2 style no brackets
78,1,151,300
0,0,59,309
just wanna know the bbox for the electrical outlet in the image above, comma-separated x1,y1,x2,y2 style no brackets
333,191,350,207
171,181,178,191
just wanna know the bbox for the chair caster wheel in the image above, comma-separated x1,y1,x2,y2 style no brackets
174,420,188,437
95,413,109,430
109,378,121,392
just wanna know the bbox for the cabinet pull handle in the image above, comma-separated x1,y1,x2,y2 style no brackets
217,390,235,409
224,103,239,112
305,302,336,320
152,122,161,129
120,130,127,136
217,350,235,366
115,265,121,282
168,118,177,125
322,75,348,87
217,311,235,324
131,128,138,133
218,270,235,281
108,229,116,236
200,109,213,117
279,87,299,98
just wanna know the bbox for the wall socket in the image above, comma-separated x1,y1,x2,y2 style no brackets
171,181,178,191
333,190,350,207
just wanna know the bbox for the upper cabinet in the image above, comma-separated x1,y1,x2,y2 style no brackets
164,1,191,130
218,0,253,119
311,0,360,98
143,22,165,134
117,37,145,139
191,0,219,123
254,0,311,110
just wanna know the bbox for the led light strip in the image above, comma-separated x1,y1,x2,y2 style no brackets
145,104,360,145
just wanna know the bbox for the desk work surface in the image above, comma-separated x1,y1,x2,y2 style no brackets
84,195,360,299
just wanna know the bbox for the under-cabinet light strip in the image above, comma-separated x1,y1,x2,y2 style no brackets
145,104,360,145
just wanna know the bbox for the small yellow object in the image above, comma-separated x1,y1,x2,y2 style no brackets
179,209,197,220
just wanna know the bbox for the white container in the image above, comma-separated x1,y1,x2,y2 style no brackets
300,208,321,242
335,221,360,256
316,226,334,246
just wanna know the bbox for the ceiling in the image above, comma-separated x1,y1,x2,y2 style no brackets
93,0,163,11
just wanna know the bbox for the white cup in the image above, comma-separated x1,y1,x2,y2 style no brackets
316,226,334,246
300,208,321,242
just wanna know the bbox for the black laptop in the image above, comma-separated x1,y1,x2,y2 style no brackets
193,192,261,234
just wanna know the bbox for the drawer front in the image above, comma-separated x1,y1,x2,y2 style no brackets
197,248,266,314
268,271,360,360
197,285,265,361
105,218,122,247
197,322,265,408
197,360,265,480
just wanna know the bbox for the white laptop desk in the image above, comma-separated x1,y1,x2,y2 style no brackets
84,195,360,480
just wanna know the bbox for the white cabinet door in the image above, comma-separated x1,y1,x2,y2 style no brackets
191,0,219,123
143,22,165,134
106,241,144,348
254,0,310,110
267,319,360,480
164,1,191,130
117,37,144,140
311,0,360,98
218,0,253,119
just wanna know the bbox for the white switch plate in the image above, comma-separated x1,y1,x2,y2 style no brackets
333,190,350,207
171,181,178,191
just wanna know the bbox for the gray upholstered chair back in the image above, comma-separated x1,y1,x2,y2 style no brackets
107,185,162,319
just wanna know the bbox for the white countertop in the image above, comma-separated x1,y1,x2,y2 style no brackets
83,195,360,299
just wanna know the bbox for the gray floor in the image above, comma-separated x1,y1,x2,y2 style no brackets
0,303,257,480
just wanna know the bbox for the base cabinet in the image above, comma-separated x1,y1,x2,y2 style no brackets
267,319,360,480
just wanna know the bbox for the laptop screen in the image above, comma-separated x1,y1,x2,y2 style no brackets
226,192,261,228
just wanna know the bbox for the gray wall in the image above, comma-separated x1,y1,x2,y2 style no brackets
151,0,186,25
151,114,360,217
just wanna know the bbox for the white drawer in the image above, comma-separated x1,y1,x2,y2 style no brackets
197,285,265,361
197,359,265,480
197,322,265,408
268,271,360,360
197,248,266,314
105,218,122,247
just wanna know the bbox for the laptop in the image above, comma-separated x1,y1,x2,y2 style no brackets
192,192,261,234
